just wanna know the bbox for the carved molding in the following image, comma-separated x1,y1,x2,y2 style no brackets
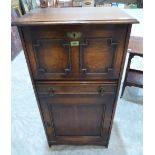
100,104,106,138
79,37,119,76
33,38,71,76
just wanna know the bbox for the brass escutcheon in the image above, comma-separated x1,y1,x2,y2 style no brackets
67,32,82,39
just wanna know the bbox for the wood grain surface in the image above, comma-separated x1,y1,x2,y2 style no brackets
12,7,139,26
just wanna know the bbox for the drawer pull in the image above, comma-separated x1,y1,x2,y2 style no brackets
98,87,105,96
48,87,55,96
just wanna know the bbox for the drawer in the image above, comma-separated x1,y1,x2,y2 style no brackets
36,81,117,96
36,82,117,141
23,25,128,80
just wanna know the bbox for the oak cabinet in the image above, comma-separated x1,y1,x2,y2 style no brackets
12,7,138,147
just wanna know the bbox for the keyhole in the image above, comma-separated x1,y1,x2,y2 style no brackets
73,33,76,39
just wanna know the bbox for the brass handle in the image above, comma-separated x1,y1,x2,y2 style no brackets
48,87,55,96
98,87,105,96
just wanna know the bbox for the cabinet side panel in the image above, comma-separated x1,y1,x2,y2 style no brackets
105,24,132,146
17,26,52,146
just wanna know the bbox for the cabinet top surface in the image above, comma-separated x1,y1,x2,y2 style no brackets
12,7,139,26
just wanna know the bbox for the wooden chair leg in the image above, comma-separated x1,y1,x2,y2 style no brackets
120,52,134,98
120,84,126,98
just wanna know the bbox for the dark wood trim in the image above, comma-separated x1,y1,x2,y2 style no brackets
35,80,118,85
48,136,108,146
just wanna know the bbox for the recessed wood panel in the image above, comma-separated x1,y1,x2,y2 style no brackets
51,104,105,136
82,39,115,73
33,39,72,79
34,39,68,73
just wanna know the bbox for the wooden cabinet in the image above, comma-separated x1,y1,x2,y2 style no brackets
12,7,138,147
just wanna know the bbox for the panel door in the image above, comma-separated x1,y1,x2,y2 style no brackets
22,25,128,80
36,82,117,145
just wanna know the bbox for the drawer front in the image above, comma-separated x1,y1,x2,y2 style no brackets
23,25,128,80
37,82,117,96
36,82,117,144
